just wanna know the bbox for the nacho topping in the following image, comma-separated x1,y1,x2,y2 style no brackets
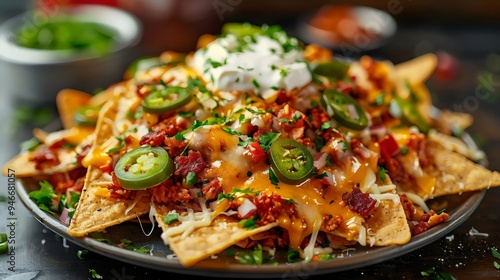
4,22,500,268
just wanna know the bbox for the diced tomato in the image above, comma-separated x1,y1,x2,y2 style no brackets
247,142,266,163
379,134,400,158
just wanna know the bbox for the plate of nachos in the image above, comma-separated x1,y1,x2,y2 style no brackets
3,23,500,277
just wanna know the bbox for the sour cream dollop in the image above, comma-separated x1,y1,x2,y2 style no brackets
192,34,312,99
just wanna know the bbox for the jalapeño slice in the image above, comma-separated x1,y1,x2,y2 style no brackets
321,89,368,130
311,61,350,80
114,146,173,190
269,138,314,185
392,97,430,134
142,86,192,114
221,22,263,39
73,105,101,127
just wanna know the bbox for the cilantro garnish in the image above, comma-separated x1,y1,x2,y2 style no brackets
163,213,179,225
236,244,265,265
258,132,281,151
29,181,57,214
89,269,103,279
492,248,500,269
77,249,88,260
378,166,388,183
238,216,258,229
420,267,456,280
268,168,279,186
286,248,301,263
218,188,260,201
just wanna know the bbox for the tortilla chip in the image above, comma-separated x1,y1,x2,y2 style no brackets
67,166,151,236
364,200,411,246
68,98,151,236
155,204,278,267
395,53,437,85
427,141,500,198
1,148,79,177
56,89,93,130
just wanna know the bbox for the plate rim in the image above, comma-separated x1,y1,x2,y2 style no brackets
16,177,486,278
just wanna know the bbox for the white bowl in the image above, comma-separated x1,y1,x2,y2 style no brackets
0,4,142,104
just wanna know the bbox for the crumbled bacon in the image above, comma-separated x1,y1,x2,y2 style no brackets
201,177,222,201
139,130,166,146
174,150,207,177
342,186,377,219
300,231,329,250
148,179,194,204
29,146,60,170
150,114,188,137
108,172,135,200
253,192,297,226
412,210,450,235
163,137,187,158
322,214,343,232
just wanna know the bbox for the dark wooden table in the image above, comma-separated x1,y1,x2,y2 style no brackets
1,6,500,280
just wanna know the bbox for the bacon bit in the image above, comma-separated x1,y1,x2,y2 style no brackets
301,231,329,251
149,180,194,204
337,81,353,94
108,172,135,199
201,177,222,201
139,130,166,146
412,209,450,235
246,142,267,163
253,192,297,226
275,89,291,104
322,214,343,232
174,150,207,177
342,186,377,219
163,137,187,158
29,146,60,170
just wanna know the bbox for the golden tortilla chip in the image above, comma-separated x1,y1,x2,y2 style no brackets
427,141,500,198
1,148,79,177
155,203,278,267
364,200,411,246
395,53,437,85
56,89,93,130
68,98,151,237
67,166,151,236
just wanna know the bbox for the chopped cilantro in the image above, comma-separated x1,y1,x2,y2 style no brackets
315,171,328,179
286,248,301,263
236,244,265,265
251,78,261,89
238,216,258,229
29,181,57,214
163,213,179,225
399,146,409,155
258,132,281,151
178,111,195,118
226,247,235,257
221,127,241,135
20,137,40,152
492,248,500,269
269,167,279,186
89,269,103,279
378,166,388,183
77,249,88,260
420,267,456,280
247,107,266,115
340,140,349,152
185,172,198,185
374,93,386,106
320,121,332,131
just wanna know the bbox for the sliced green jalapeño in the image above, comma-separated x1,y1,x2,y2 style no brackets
321,89,368,130
114,146,173,190
73,105,101,127
269,138,314,185
311,61,350,81
142,86,192,114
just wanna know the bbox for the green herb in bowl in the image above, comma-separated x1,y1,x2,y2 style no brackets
16,17,118,56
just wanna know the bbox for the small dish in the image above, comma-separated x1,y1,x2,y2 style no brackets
0,4,142,104
296,5,397,54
